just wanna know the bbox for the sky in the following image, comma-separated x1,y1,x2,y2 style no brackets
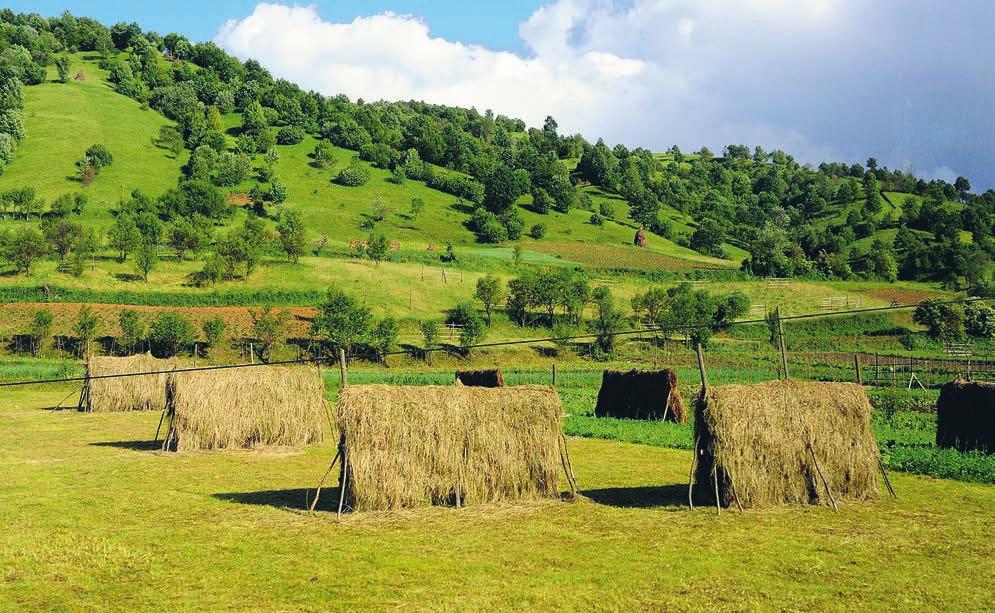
12,1,995,189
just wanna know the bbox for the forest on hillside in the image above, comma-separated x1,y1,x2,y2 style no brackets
0,9,991,294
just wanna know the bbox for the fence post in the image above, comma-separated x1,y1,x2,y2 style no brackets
551,363,557,387
875,353,879,385
695,341,709,392
776,307,789,380
339,348,348,388
853,354,862,384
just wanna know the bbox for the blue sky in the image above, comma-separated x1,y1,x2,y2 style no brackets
9,1,995,189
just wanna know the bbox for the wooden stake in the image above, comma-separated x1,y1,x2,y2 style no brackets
878,457,896,499
776,308,789,379
559,433,578,499
308,448,341,513
153,409,166,443
853,354,862,384
338,348,347,388
688,434,700,510
727,471,745,512
712,466,721,514
337,446,349,518
808,443,838,511
695,341,708,392
875,353,880,385
551,363,557,387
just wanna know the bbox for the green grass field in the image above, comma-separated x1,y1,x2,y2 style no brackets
1,387,992,610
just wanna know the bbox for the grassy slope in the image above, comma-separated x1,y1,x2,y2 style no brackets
0,54,186,225
1,387,992,610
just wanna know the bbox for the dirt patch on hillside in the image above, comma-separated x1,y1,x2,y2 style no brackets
0,303,317,338
226,192,252,207
864,288,943,306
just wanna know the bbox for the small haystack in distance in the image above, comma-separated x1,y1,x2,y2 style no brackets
80,353,175,413
594,369,686,423
74,70,86,80
334,384,570,512
162,366,327,452
936,380,994,454
693,380,879,509
634,228,648,247
454,369,504,387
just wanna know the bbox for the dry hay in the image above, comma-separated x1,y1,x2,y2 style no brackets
162,366,327,452
634,228,648,247
594,369,685,423
936,379,994,454
454,369,504,388
335,384,565,512
82,353,175,413
693,380,879,509
74,70,85,81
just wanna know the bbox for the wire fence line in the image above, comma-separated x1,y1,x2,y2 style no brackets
0,296,990,389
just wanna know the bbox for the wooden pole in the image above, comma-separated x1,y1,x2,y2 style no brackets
878,457,896,499
712,466,721,514
875,353,880,385
808,444,838,511
559,434,578,499
688,434,700,510
853,354,862,384
695,341,709,391
337,440,349,518
551,363,557,387
776,307,789,380
308,448,341,513
153,409,166,443
338,348,347,388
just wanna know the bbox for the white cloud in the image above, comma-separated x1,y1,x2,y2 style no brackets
215,1,995,188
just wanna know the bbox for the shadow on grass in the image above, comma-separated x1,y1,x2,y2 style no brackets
582,484,688,509
213,488,340,512
91,439,162,452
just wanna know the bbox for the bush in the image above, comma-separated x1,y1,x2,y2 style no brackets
149,311,195,356
275,125,305,145
867,388,938,416
335,165,370,187
589,213,605,226
530,223,547,239
426,172,484,204
469,208,507,243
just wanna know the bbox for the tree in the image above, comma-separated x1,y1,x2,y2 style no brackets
133,239,158,282
409,197,424,219
72,306,100,358
587,287,627,359
512,244,523,267
276,209,307,263
249,306,291,362
690,218,726,258
54,55,72,83
311,141,335,168
158,125,184,158
27,309,54,356
954,176,971,200
41,219,85,263
6,227,46,274
913,299,964,341
370,315,399,365
420,320,439,364
474,275,506,326
118,309,145,355
366,232,389,266
201,315,227,357
310,287,373,357
447,302,486,355
149,311,195,357
107,215,141,262
168,217,209,261
964,302,995,339
864,175,882,214
530,223,546,239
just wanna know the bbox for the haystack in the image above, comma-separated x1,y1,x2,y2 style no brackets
594,369,685,422
634,228,648,247
693,380,879,509
161,366,327,452
333,384,570,512
455,369,504,387
74,70,85,81
936,380,994,453
80,353,175,413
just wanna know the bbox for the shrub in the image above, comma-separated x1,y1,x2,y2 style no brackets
149,311,195,356
335,165,370,187
275,125,305,145
530,223,547,239
469,208,507,243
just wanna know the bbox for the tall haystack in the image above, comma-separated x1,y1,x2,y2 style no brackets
162,366,327,452
455,369,504,387
936,380,994,454
693,380,879,509
634,228,648,247
594,369,686,423
334,384,568,512
74,70,85,81
81,353,175,413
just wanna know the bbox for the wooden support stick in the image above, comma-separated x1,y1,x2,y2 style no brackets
695,341,709,391
853,354,862,384
728,472,745,512
337,450,349,518
808,444,838,511
308,449,341,513
338,348,348,388
878,457,896,499
560,433,578,499
551,363,557,387
776,308,790,380
153,409,166,443
712,466,721,514
688,434,700,510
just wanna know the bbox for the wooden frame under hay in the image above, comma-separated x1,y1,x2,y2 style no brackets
594,369,686,423
692,380,880,509
454,369,504,387
328,384,576,513
936,380,994,454
80,353,175,413
161,366,328,452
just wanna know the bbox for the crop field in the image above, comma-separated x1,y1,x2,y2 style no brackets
1,384,992,610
